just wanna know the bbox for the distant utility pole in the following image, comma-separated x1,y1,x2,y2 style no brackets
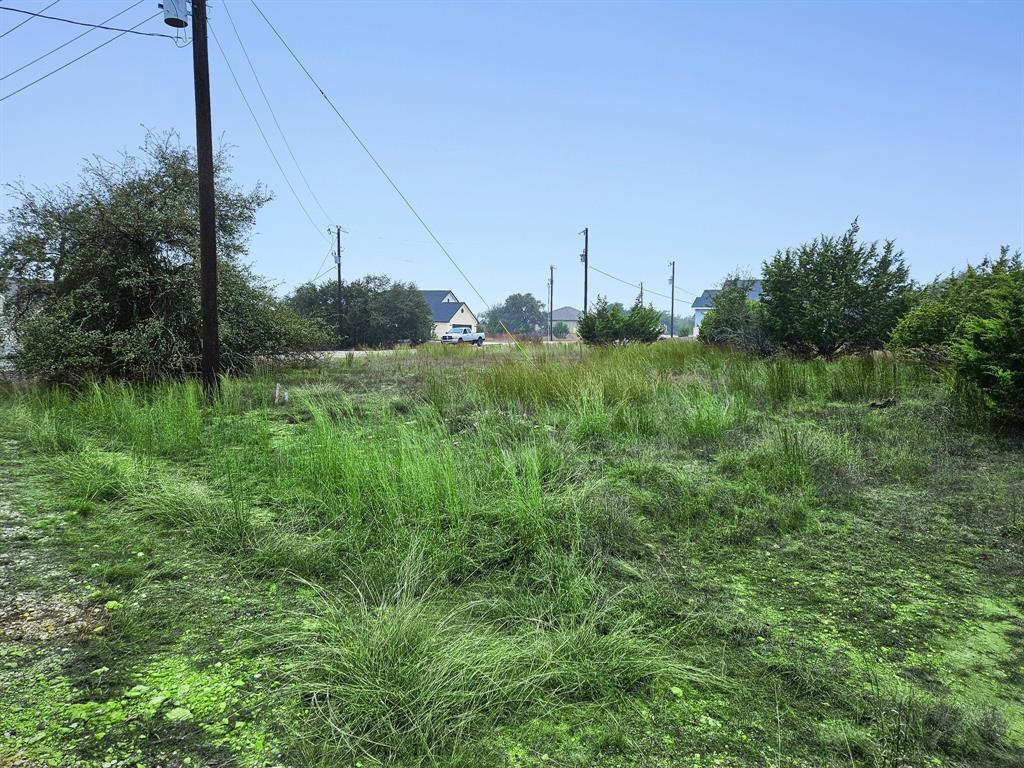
639,282,644,305
334,226,343,346
669,260,676,337
191,0,219,393
548,264,555,341
579,227,589,314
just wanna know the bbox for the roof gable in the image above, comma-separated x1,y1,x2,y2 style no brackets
420,290,463,322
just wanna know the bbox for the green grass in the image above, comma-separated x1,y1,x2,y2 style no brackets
0,342,1021,767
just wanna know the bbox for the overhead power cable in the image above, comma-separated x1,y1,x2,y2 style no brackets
248,0,497,324
0,12,162,102
0,5,174,38
1,0,144,82
0,0,60,38
589,263,695,302
209,22,328,241
221,2,334,227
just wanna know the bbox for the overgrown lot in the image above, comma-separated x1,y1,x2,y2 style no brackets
1,343,1021,767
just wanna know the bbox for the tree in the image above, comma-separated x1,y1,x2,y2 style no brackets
286,275,432,349
481,293,545,334
0,132,327,383
552,321,570,339
761,220,912,357
577,295,662,345
659,311,694,337
698,274,774,355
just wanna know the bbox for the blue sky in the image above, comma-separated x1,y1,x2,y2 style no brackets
2,0,1022,315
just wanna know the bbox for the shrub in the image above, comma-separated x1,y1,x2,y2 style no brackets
698,274,774,355
949,266,1024,424
578,296,661,345
552,321,570,339
1,132,328,383
890,247,1021,354
761,219,912,357
888,248,1023,423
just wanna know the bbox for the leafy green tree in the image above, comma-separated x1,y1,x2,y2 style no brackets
0,132,327,383
698,275,773,355
481,293,545,334
286,275,432,349
578,295,662,345
761,220,912,357
552,321,570,339
659,312,694,337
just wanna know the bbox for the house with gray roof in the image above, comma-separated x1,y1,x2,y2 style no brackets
550,306,581,336
691,279,763,336
419,290,479,339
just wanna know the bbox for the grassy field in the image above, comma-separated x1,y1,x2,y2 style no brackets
1,342,1021,768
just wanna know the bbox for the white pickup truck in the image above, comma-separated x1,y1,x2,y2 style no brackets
441,327,485,345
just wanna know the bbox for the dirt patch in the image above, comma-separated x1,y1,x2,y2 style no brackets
0,590,97,643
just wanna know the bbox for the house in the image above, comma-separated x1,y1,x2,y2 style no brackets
1,281,23,359
691,279,763,336
550,306,581,336
420,290,479,339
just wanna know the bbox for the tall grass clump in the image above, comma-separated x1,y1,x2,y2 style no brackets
293,588,547,765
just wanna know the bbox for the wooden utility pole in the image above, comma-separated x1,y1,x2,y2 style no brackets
640,282,644,305
548,264,555,341
579,227,588,314
192,0,219,393
669,260,676,337
334,226,343,347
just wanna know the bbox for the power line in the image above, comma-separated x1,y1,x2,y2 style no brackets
0,5,174,39
0,0,59,38
220,2,334,227
248,0,496,321
589,263,694,303
208,22,328,241
0,12,161,102
1,1,144,82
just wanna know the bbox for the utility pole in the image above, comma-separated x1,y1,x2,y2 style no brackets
192,0,219,393
669,260,676,337
334,226,343,347
639,282,644,305
579,227,589,314
548,264,555,341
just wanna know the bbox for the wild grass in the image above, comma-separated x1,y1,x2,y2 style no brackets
1,342,1020,767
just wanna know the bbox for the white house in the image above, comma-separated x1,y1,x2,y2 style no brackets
1,282,19,359
420,290,479,339
550,306,581,336
691,279,763,336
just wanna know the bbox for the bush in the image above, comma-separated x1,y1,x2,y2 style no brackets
888,248,1023,424
578,296,662,345
761,220,912,357
890,248,1021,354
1,132,327,382
698,275,774,355
949,266,1024,424
552,321,570,339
